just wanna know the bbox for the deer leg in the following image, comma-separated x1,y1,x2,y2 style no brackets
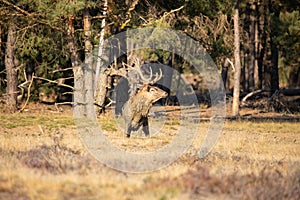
142,117,150,137
124,117,132,138
136,124,144,137
126,124,132,138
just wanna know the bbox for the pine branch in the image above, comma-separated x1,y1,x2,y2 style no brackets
1,0,63,31
2,0,34,16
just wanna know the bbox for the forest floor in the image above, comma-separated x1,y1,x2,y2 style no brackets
0,103,299,200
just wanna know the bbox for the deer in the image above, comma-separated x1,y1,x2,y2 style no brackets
121,65,168,138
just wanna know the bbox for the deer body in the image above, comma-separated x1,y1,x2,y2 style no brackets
122,84,168,137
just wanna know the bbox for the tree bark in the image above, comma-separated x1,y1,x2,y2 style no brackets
0,24,3,66
94,0,109,114
243,2,250,92
5,24,18,112
95,69,109,113
248,1,256,90
242,46,248,91
257,1,266,89
253,1,259,89
67,15,84,116
270,36,279,92
95,0,107,92
263,1,272,90
83,8,95,118
232,0,241,116
67,15,81,80
269,2,279,92
83,8,93,55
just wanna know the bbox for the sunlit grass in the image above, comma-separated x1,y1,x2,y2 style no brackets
0,110,299,199
0,112,74,130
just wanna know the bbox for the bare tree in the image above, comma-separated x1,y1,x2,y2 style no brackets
232,0,241,116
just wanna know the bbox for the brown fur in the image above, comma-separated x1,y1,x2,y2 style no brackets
122,85,168,137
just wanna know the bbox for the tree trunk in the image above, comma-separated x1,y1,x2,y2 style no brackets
242,46,248,91
5,24,18,112
0,24,3,66
83,9,93,56
95,0,107,91
269,2,279,92
243,2,250,92
248,1,256,91
67,15,81,81
83,8,95,118
257,1,266,90
254,1,259,89
94,0,109,114
263,1,272,90
232,0,241,116
95,69,109,113
270,36,279,92
67,15,84,116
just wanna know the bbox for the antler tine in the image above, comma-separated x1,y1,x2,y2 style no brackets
123,54,164,85
123,59,152,83
122,61,132,70
134,55,140,67
149,68,163,84
137,66,152,83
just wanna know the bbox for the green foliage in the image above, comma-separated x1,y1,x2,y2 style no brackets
0,0,299,101
185,0,234,17
52,0,86,17
278,10,300,68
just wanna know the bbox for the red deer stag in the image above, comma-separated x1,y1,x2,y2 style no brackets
122,67,167,138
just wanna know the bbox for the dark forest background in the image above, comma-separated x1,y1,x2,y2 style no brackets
0,0,299,115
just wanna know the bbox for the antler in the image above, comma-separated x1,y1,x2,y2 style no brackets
121,53,163,85
144,67,162,84
122,62,163,84
122,61,152,82
148,68,162,85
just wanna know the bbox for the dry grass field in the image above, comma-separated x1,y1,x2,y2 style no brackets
0,103,299,200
